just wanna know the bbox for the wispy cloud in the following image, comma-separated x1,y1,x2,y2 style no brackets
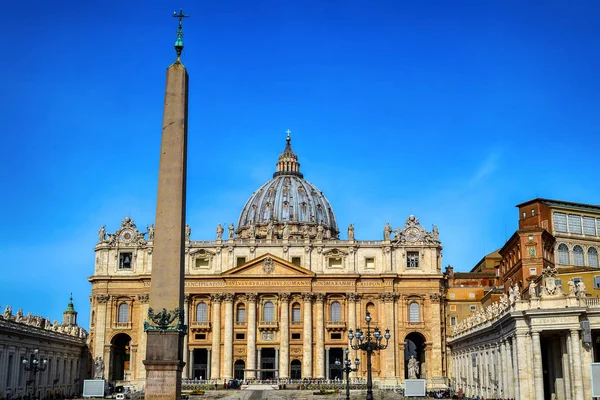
469,150,502,186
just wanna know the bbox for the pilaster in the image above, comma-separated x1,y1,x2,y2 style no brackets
315,293,325,379
302,292,313,378
210,294,222,379
246,293,258,379
279,293,290,379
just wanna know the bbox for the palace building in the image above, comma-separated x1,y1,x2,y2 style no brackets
88,136,447,389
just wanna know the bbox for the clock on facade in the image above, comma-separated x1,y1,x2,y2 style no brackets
120,230,134,242
406,227,420,242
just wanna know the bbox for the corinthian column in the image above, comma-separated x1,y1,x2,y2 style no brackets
223,293,235,379
279,293,291,379
210,294,223,379
246,293,258,379
315,293,325,379
381,292,397,379
347,293,358,366
302,292,314,378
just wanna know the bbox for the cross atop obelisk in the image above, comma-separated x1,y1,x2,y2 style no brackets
143,10,190,400
173,8,189,61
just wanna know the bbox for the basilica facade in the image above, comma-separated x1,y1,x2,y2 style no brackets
88,137,447,389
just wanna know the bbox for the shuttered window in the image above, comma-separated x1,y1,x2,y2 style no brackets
196,302,208,322
558,244,569,265
331,301,341,322
409,302,420,323
573,245,584,266
263,301,274,322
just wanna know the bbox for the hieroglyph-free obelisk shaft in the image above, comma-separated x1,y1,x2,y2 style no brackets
143,12,189,399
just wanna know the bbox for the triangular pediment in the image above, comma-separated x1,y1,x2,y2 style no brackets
222,253,315,277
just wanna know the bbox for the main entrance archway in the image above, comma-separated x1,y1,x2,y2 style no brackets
110,333,132,381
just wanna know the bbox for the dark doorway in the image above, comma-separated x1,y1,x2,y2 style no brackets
192,349,208,380
328,348,344,380
261,348,276,379
541,334,564,400
404,332,426,379
234,360,245,380
110,333,131,381
291,359,302,379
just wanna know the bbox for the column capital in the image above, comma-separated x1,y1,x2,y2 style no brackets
379,292,398,302
95,294,110,303
183,293,190,303
247,293,258,302
347,292,361,302
211,293,224,303
302,292,314,302
223,293,235,303
279,292,291,302
138,293,150,304
315,293,325,303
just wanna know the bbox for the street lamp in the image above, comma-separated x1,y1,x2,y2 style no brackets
334,348,360,400
348,312,390,400
23,349,48,400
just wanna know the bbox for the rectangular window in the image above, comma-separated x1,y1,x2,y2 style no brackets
568,214,582,234
583,216,596,235
529,268,537,275
469,305,477,311
594,276,600,289
331,333,342,340
291,257,301,266
119,252,132,269
554,212,568,233
195,333,206,340
450,316,456,326
195,258,209,269
407,252,419,268
236,257,246,267
449,305,456,311
236,308,246,323
235,333,245,340
365,257,375,269
328,258,343,268
573,277,583,285
555,279,562,288
291,333,301,340
292,307,301,322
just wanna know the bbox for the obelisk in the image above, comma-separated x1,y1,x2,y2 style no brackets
143,10,189,400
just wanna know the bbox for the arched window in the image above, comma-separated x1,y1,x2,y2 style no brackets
558,244,569,265
236,303,246,323
263,301,275,322
196,302,208,322
573,245,584,266
330,301,341,322
291,303,301,322
589,247,599,268
408,302,420,323
118,303,129,323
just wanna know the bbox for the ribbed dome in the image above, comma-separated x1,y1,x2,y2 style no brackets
237,135,339,240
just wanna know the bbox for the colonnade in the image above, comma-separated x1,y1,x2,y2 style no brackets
450,328,590,400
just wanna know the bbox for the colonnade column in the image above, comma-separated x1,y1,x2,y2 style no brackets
315,293,325,379
207,349,211,380
516,333,529,399
246,293,258,380
223,293,235,380
502,340,511,399
570,329,584,400
210,294,222,379
562,334,573,399
188,349,194,379
279,293,290,379
302,293,314,378
532,331,544,400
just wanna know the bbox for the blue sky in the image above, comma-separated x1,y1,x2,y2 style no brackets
1,1,599,330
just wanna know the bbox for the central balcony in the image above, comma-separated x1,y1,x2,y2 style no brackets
258,320,279,331
190,321,212,332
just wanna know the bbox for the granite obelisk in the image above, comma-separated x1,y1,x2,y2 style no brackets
143,10,189,400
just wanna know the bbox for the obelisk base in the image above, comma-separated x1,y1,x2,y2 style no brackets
144,331,185,400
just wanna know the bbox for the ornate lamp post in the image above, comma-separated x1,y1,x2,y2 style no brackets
348,312,390,400
334,348,360,400
23,349,48,400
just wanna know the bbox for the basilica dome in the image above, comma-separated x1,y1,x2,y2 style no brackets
237,136,339,240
